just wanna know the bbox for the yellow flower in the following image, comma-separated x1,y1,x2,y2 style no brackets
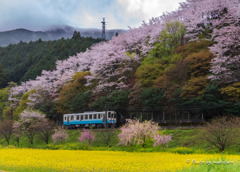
0,149,239,171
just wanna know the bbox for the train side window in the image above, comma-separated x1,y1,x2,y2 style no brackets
81,115,84,120
85,115,88,120
93,114,97,119
76,115,79,120
71,116,74,120
97,114,100,119
89,114,92,119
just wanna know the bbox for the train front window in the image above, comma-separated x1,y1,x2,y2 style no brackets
64,117,66,121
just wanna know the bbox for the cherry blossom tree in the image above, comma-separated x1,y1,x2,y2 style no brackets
52,128,69,144
153,134,172,148
117,119,159,147
79,129,95,147
18,110,45,145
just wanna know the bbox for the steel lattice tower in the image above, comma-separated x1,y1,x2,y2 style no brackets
101,18,106,40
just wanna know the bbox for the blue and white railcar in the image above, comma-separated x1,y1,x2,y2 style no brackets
63,111,117,128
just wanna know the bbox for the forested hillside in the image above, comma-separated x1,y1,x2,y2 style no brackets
0,0,239,121
0,33,102,88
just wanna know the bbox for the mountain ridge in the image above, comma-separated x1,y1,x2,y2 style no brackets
0,26,127,47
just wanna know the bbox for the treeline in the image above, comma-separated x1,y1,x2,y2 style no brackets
0,32,102,88
53,23,240,120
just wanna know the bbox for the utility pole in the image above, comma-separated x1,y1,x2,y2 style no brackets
101,18,106,40
104,90,108,129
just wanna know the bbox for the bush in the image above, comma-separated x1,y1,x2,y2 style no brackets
52,129,69,144
79,129,95,147
153,134,172,148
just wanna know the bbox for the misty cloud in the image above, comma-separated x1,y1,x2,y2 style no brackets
0,0,185,31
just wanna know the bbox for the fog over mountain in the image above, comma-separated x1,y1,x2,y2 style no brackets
0,25,127,47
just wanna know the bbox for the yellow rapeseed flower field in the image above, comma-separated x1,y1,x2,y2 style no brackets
0,149,240,171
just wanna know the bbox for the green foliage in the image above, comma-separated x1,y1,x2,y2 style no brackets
150,21,186,62
90,89,130,114
72,31,81,39
136,63,164,87
220,83,240,101
0,63,5,88
107,89,130,114
56,71,91,114
183,50,214,77
39,100,58,120
139,87,165,110
168,147,194,154
181,76,208,99
0,36,102,88
90,97,106,111
71,91,92,113
13,89,36,120
174,40,212,58
0,87,9,119
136,21,187,87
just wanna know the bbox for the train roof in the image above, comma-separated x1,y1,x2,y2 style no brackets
63,111,115,116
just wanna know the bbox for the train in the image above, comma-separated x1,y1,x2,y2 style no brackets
63,111,120,128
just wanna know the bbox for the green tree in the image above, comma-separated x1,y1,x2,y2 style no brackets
13,89,36,120
71,91,92,113
56,71,91,114
139,87,165,111
0,63,5,88
0,87,9,119
72,31,81,39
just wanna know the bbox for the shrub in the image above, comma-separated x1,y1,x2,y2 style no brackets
52,129,69,144
79,129,95,147
153,134,172,148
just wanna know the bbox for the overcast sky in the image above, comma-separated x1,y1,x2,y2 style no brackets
0,0,185,31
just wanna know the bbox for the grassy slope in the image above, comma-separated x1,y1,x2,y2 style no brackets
1,128,240,154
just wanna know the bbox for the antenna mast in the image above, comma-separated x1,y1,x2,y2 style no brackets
101,18,106,40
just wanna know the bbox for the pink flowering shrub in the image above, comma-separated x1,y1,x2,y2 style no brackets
117,119,159,147
52,129,69,144
79,129,95,147
153,134,172,148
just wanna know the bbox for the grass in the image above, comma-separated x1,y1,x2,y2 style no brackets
1,127,240,154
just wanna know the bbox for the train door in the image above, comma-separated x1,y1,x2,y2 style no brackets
67,116,69,124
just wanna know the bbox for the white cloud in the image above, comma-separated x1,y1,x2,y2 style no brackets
0,0,185,31
117,0,184,22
